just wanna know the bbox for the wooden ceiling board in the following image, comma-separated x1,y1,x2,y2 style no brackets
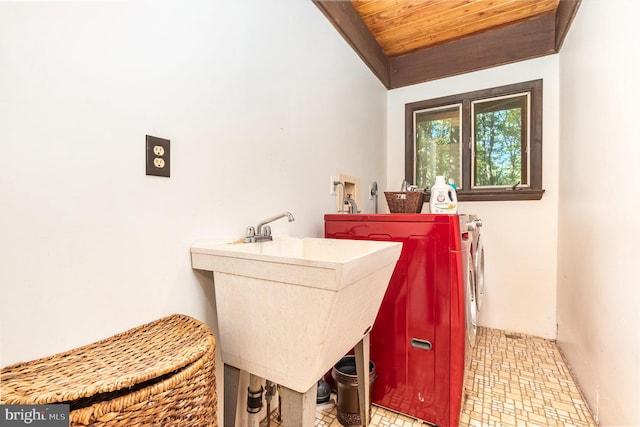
392,3,559,56
389,12,557,88
353,0,458,23
313,0,581,89
356,0,475,55
353,0,560,57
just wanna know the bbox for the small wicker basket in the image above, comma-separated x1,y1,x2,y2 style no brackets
384,191,425,213
0,314,217,426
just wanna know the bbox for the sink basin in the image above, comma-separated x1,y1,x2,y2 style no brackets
191,236,402,393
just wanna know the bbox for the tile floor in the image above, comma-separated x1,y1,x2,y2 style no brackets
261,327,597,427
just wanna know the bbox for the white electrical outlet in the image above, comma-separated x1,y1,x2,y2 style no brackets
330,176,337,195
146,135,170,177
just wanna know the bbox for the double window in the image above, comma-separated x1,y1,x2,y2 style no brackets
405,80,544,201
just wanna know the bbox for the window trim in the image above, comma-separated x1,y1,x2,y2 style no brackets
405,79,544,201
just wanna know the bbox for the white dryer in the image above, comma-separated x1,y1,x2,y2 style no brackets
468,215,485,312
460,215,477,351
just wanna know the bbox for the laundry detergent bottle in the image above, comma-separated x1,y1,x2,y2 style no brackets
430,175,458,214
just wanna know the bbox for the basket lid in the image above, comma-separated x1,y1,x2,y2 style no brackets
0,314,215,405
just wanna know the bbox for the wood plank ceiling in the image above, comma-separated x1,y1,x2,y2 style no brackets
314,0,581,89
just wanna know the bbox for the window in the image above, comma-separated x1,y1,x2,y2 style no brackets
405,80,544,201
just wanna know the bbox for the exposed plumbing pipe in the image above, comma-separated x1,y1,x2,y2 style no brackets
247,374,263,427
277,385,282,423
264,380,277,427
333,180,345,212
370,181,378,213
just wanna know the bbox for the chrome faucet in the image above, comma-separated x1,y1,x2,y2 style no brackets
333,180,359,214
244,212,295,243
344,194,358,214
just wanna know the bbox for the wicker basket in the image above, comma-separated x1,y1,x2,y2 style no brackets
1,314,217,426
384,191,425,213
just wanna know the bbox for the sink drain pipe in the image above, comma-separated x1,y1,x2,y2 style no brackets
247,374,264,426
264,380,276,427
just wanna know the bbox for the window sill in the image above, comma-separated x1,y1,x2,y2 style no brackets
423,188,545,202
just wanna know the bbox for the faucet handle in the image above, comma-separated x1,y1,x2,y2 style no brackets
246,226,256,238
262,225,272,237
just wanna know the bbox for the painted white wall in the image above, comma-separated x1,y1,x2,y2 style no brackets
0,1,387,423
557,1,640,425
387,56,560,339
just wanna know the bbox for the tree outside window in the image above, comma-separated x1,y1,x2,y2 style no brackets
414,105,461,189
473,93,529,188
405,80,544,201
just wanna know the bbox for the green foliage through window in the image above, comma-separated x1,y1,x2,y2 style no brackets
414,105,461,189
473,93,528,187
405,79,543,201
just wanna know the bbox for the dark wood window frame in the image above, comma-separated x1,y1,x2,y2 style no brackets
405,79,545,201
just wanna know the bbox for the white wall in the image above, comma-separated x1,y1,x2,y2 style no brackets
387,56,560,339
557,1,640,425
0,1,387,423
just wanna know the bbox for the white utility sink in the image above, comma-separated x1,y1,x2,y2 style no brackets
191,236,402,394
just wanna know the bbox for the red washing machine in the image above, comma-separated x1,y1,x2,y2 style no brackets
324,213,474,427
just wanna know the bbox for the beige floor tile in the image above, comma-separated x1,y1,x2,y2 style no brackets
260,328,597,427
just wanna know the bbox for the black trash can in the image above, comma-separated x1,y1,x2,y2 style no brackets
331,355,376,427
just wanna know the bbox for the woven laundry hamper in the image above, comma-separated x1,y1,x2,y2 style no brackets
384,191,425,213
0,314,217,426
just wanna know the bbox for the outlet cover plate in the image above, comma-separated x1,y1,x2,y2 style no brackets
146,135,170,177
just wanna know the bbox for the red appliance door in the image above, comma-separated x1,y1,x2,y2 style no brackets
325,216,452,425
